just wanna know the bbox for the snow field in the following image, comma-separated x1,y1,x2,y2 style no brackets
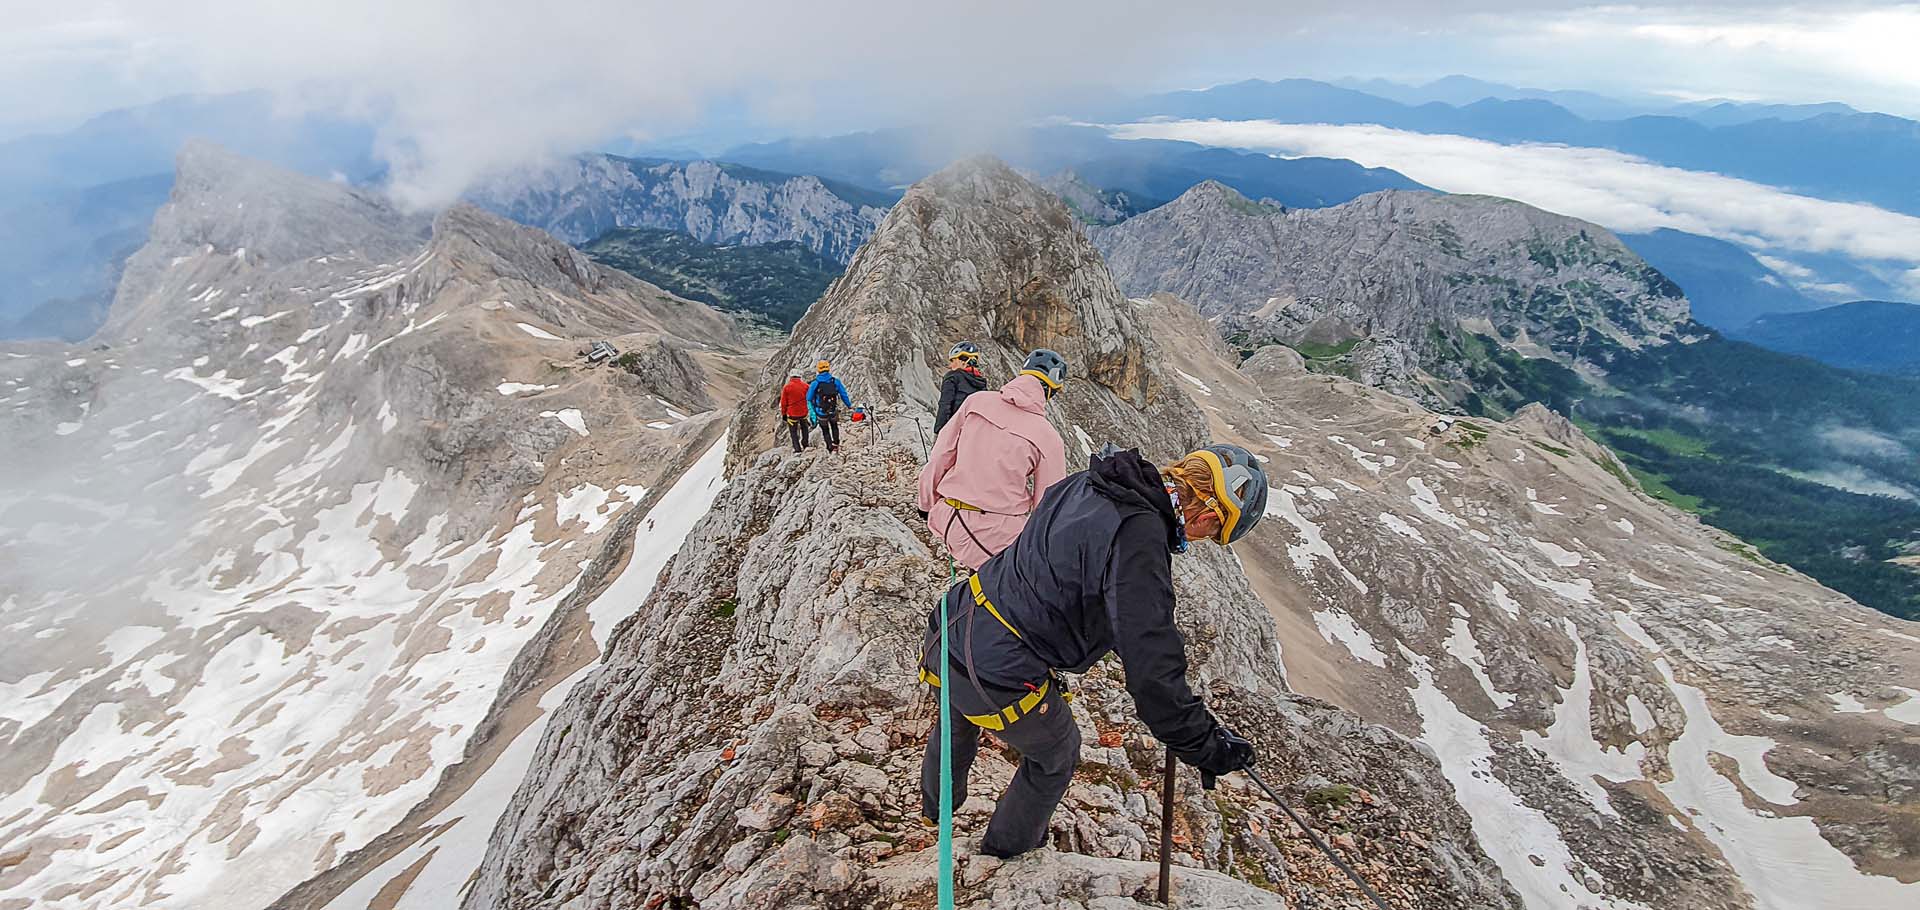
320,444,730,910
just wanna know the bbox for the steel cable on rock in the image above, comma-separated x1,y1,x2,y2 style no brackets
1241,766,1395,910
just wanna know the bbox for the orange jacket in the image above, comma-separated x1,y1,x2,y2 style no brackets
779,377,811,418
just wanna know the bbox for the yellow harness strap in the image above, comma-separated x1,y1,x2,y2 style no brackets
943,497,983,513
969,574,1022,640
918,669,1049,731
917,576,1074,730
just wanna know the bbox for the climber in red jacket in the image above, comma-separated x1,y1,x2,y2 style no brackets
777,371,812,453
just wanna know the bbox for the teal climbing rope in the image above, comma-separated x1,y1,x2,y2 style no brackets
936,556,957,910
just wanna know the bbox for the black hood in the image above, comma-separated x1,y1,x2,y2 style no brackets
1089,447,1181,552
948,366,988,392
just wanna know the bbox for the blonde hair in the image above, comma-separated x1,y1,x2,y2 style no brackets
1162,454,1215,509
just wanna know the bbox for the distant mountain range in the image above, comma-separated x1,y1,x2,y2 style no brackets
0,91,381,337
463,154,890,262
1333,74,1862,125
720,124,1429,205
1735,301,1920,377
0,90,379,200
1107,78,1920,219
9,78,1913,346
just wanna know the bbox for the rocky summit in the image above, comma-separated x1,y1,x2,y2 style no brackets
1092,181,1696,408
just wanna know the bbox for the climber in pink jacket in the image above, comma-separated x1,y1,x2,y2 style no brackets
918,349,1070,569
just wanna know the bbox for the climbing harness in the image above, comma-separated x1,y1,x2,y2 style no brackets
940,502,994,559
919,573,1064,731
918,668,1053,732
938,496,1035,563
929,576,1073,728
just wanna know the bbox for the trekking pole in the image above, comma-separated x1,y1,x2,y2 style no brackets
907,414,930,461
1242,766,1394,910
1157,752,1177,903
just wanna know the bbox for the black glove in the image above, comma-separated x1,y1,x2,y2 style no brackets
916,508,930,521
1191,727,1256,790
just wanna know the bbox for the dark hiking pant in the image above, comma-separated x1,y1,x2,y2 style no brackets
920,674,1080,858
786,417,810,452
819,415,841,451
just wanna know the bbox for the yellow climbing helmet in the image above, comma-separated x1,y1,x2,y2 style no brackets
816,360,831,373
1188,444,1269,545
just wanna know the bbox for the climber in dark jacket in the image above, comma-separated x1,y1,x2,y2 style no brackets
918,442,1270,858
932,341,988,435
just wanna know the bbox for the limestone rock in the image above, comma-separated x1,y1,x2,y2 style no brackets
1092,180,1694,393
467,155,887,263
460,158,1518,910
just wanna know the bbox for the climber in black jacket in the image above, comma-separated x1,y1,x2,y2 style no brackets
919,442,1270,858
932,341,988,436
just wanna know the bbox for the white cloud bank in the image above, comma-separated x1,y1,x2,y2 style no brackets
9,0,1349,209
1108,119,1920,274
16,2,1920,208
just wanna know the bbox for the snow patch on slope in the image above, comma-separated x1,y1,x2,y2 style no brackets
1313,609,1388,667
1269,485,1366,593
1444,606,1514,709
1401,645,1646,910
1522,620,1644,818
1651,660,1920,909
320,441,729,910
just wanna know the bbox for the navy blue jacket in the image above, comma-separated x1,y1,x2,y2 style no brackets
923,448,1224,765
933,366,988,435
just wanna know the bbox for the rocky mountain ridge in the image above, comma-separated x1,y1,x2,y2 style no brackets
0,143,764,910
1093,180,1696,409
7,146,1917,910
466,154,890,263
459,157,1519,910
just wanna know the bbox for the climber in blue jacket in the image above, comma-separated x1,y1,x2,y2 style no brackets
808,360,853,453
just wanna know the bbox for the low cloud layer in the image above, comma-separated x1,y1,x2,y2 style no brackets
17,1,1346,209
1108,119,1920,284
1791,465,1918,501
11,2,1919,210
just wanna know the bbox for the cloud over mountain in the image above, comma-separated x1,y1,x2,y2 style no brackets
1110,119,1920,293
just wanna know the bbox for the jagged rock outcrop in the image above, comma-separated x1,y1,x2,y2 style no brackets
732,156,1190,468
0,145,762,910
467,154,889,263
1032,170,1138,226
614,335,717,412
105,139,431,335
463,158,1519,910
1092,181,1696,399
1143,293,1920,910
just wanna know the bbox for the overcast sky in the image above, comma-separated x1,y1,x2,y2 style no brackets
3,2,1916,207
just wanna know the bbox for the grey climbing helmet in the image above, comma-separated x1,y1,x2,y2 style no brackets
1019,348,1068,395
1189,443,1268,544
948,341,980,362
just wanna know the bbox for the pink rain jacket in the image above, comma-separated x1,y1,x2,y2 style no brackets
917,374,1068,569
